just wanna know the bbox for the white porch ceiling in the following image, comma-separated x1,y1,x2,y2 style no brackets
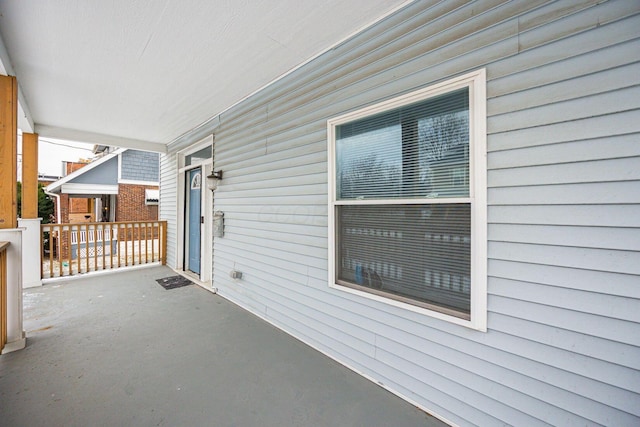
0,0,411,152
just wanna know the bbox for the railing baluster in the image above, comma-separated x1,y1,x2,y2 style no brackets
138,222,147,264
57,225,63,278
131,222,135,265
91,225,96,271
124,224,129,266
49,226,54,278
141,223,145,264
111,224,115,269
138,222,142,264
78,224,83,273
144,222,149,264
77,224,82,273
61,225,65,277
79,224,83,273
134,223,137,265
152,222,156,262
67,225,72,276
100,223,106,272
117,224,122,268
86,224,90,273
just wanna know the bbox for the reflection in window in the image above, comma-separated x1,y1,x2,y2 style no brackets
336,89,469,200
185,145,212,166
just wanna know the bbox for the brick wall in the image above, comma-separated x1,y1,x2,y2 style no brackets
116,184,159,222
60,194,70,224
69,197,91,214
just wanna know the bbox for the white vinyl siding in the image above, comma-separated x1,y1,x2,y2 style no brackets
176,1,640,425
159,152,178,268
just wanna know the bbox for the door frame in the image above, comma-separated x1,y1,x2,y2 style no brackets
176,136,213,284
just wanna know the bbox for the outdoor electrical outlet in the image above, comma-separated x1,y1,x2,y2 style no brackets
230,270,242,280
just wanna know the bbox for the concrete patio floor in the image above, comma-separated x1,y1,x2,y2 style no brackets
0,265,446,427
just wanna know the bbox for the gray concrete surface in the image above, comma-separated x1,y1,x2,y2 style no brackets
0,266,447,427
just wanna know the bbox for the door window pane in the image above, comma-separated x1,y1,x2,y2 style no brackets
185,145,212,166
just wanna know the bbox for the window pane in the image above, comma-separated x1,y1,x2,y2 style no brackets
336,203,471,317
336,122,402,199
185,145,212,166
336,88,469,200
419,111,469,198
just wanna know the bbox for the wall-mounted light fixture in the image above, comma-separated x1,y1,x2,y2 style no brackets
207,170,223,191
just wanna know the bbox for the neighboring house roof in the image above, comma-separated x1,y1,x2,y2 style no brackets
45,147,126,196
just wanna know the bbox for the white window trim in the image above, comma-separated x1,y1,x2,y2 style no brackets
327,69,487,331
178,135,214,173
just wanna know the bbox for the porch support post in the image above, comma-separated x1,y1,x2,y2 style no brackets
21,132,39,219
19,132,43,287
0,76,26,352
0,75,17,229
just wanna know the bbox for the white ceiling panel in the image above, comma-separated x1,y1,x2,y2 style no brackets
0,0,412,148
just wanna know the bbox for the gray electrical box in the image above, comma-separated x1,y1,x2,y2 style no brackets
213,211,224,237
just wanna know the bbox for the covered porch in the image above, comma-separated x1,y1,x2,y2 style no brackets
0,265,444,426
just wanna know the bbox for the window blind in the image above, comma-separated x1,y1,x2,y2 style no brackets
333,87,473,318
336,88,469,200
337,204,471,317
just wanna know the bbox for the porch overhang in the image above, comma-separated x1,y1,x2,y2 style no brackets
0,1,411,150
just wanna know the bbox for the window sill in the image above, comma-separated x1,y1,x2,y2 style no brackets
329,281,485,331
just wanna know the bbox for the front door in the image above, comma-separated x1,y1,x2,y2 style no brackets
187,168,201,274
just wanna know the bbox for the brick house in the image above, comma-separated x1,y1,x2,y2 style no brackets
45,148,159,224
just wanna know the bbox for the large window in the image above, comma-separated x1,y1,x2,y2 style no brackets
328,70,487,330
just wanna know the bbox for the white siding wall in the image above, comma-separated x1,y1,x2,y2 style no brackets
159,152,178,268
185,1,639,425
